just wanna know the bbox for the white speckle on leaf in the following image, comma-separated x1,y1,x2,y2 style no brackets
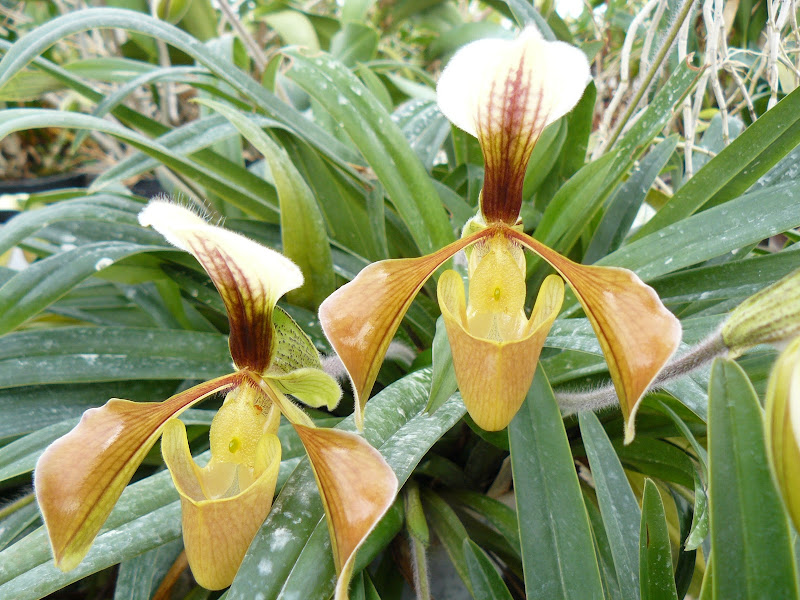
257,559,273,577
94,257,114,271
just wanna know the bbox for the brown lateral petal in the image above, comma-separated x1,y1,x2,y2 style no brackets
439,271,563,430
318,229,491,429
506,227,681,443
34,373,242,571
294,425,398,600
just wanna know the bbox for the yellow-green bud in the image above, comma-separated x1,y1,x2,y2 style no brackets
722,268,800,358
152,0,193,23
764,336,800,532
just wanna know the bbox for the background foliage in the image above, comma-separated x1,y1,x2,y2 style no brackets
1,0,800,598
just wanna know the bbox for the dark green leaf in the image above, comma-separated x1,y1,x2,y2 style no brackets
708,358,799,599
509,365,603,599
639,479,678,600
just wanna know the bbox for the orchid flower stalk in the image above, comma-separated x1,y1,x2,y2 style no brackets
320,27,682,442
34,200,397,598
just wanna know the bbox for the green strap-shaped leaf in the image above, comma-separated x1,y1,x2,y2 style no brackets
579,411,641,600
594,179,800,281
423,491,474,594
196,98,335,309
0,241,166,335
227,369,466,600
708,358,799,599
0,110,278,219
0,327,231,388
463,539,514,600
112,539,184,600
535,60,698,255
509,365,603,600
284,49,454,255
639,479,679,600
426,316,459,415
636,83,800,239
584,135,678,264
0,195,146,255
0,8,362,167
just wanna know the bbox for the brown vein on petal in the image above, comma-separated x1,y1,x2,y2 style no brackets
504,226,681,438
35,373,242,565
188,236,272,373
479,51,544,224
319,228,493,426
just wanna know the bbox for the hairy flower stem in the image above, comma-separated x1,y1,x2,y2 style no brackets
556,330,728,415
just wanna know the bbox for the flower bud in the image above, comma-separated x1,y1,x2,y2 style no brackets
151,0,192,23
764,336,800,531
722,268,800,357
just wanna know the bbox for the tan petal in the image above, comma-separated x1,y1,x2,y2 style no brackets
139,200,303,373
437,27,590,223
439,270,564,430
162,419,282,590
34,373,242,571
318,230,490,429
294,425,398,600
506,227,681,443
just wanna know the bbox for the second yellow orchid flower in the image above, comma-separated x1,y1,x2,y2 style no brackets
320,27,682,441
35,200,397,597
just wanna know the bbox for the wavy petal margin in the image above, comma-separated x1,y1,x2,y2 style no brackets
437,27,590,223
319,230,489,429
507,228,681,442
139,200,303,373
34,373,242,570
162,420,282,590
439,271,563,430
294,425,398,600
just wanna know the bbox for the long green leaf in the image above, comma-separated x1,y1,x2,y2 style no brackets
580,411,641,600
639,479,678,600
636,83,800,239
0,241,166,335
0,327,231,388
285,49,454,255
708,358,799,599
0,110,278,219
509,365,603,600
195,98,335,308
0,8,362,167
463,539,514,600
596,180,800,281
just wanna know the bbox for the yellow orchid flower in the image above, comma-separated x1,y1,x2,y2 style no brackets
319,27,682,441
34,200,397,596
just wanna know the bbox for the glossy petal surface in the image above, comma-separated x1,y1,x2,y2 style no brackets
507,228,681,442
437,27,590,222
319,230,489,428
162,418,281,590
34,373,242,570
439,269,563,430
139,200,303,373
294,425,398,600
